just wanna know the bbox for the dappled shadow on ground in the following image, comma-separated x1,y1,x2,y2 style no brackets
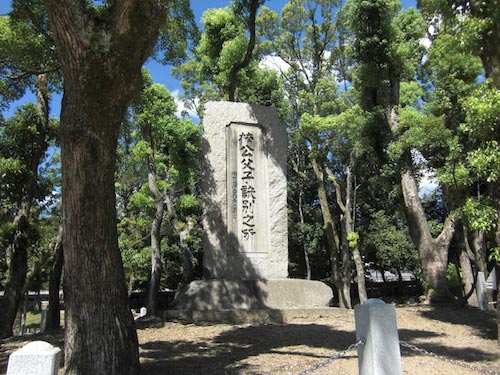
140,323,356,375
398,328,498,363
416,305,497,340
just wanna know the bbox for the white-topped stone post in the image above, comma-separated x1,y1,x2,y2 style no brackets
476,271,488,310
6,341,62,375
354,298,402,375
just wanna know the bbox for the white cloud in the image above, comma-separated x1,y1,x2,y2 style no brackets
259,55,291,73
172,89,200,122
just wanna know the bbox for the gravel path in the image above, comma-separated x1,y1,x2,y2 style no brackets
1,305,498,374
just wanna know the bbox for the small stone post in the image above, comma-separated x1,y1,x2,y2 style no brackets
476,271,488,310
355,298,402,375
40,301,49,333
6,341,62,375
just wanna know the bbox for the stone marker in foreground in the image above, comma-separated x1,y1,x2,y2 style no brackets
355,299,402,375
7,341,62,375
171,101,333,312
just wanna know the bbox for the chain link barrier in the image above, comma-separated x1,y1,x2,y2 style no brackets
400,341,500,375
297,338,499,375
297,338,365,375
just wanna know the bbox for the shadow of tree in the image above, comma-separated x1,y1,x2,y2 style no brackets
139,316,499,374
140,323,356,374
416,305,497,340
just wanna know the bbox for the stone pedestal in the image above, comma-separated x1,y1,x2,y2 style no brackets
171,279,333,310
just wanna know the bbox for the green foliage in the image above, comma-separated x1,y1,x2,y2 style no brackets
363,210,418,273
117,70,202,291
0,1,61,110
173,4,284,113
462,198,497,233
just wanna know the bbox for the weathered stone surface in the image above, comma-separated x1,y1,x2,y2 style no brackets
7,341,62,375
355,300,402,375
201,101,288,279
164,306,352,325
170,279,333,310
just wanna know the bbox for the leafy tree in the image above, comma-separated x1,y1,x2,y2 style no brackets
40,0,197,373
0,0,60,110
173,2,283,116
345,0,462,303
0,101,56,338
260,0,369,308
120,71,201,316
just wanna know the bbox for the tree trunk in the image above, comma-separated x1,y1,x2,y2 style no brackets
457,224,478,306
471,230,487,273
401,170,456,303
60,96,140,374
180,217,195,285
311,158,351,308
43,1,168,373
227,0,260,101
298,191,311,280
0,73,50,339
46,225,64,331
0,204,29,339
326,160,367,305
146,154,164,316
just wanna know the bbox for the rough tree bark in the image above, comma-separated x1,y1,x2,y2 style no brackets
457,224,478,306
42,1,167,373
326,154,367,305
310,158,352,309
401,169,456,303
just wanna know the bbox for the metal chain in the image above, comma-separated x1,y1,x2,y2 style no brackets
400,341,500,375
297,338,365,375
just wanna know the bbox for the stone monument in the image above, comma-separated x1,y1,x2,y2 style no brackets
170,101,332,315
7,341,62,375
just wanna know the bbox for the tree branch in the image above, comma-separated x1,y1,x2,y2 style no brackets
228,0,260,101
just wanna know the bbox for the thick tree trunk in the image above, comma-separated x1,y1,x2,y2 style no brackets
60,95,140,373
43,1,168,373
0,204,29,339
46,225,64,331
401,170,456,303
311,159,351,308
456,224,478,305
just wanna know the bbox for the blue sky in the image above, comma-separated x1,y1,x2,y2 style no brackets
1,0,416,119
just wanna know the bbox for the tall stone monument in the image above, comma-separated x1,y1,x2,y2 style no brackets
171,101,332,313
202,101,288,279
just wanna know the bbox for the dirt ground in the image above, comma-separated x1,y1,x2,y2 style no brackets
1,305,499,374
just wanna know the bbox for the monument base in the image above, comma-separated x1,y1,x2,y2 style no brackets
163,307,352,325
169,279,333,311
